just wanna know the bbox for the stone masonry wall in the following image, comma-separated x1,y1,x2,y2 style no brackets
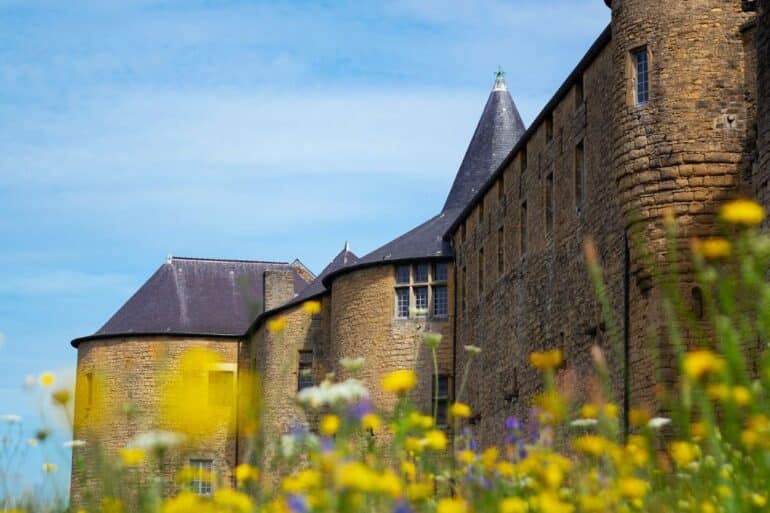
453,39,625,447
757,1,770,207
611,0,753,408
71,337,242,507
329,264,454,418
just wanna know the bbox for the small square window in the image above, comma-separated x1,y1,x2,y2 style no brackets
434,375,451,427
414,286,428,316
433,285,448,317
396,288,409,319
433,262,448,282
190,459,213,496
396,265,410,285
414,264,429,283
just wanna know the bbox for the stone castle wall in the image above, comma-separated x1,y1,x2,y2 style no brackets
452,37,626,446
71,337,242,506
757,0,770,207
329,264,454,417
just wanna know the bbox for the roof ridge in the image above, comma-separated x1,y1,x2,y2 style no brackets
169,256,290,265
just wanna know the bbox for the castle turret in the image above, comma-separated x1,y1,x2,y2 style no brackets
609,0,754,406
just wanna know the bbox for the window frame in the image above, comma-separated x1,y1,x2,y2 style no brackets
433,374,452,427
394,262,450,320
632,46,649,106
297,350,314,391
190,459,214,496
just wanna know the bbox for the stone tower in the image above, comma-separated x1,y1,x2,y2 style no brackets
608,0,754,407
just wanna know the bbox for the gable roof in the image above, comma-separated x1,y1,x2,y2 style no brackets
72,256,311,346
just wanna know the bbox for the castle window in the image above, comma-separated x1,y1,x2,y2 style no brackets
545,114,554,142
692,287,704,320
414,286,429,316
575,141,585,213
433,262,448,282
433,375,451,427
190,459,213,496
396,265,410,285
208,370,233,407
433,285,448,317
497,226,505,275
575,76,584,109
520,202,528,256
298,350,313,391
478,247,485,296
545,172,554,237
632,46,649,106
414,263,429,284
396,287,410,319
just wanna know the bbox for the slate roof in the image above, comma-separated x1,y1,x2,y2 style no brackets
72,257,311,345
443,72,526,211
324,73,525,283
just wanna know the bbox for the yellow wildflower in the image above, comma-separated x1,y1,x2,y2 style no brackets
408,412,434,429
529,349,563,370
481,446,499,470
732,386,752,406
214,489,253,513
669,441,699,468
382,369,417,394
101,497,124,513
406,480,433,501
535,390,567,424
720,198,765,226
52,389,71,406
175,465,196,485
401,460,416,481
303,300,322,315
497,461,515,478
405,436,424,453
423,429,447,451
235,463,259,485
320,414,340,436
628,408,650,427
267,316,287,333
693,238,732,260
534,492,574,513
604,403,619,418
683,349,724,380
543,463,564,490
437,498,468,513
500,497,527,513
361,413,381,431
119,448,146,466
457,449,476,465
700,501,716,513
449,402,472,419
573,435,608,458
377,469,403,498
161,492,203,513
619,477,649,500
336,461,378,491
580,403,599,419
39,372,55,388
752,494,768,507
282,469,321,494
42,463,57,472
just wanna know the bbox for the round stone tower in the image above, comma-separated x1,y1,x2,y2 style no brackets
608,0,754,406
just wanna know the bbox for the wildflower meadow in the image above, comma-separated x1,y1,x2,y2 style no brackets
3,198,770,513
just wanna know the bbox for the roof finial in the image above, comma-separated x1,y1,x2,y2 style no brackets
343,241,350,263
493,66,507,92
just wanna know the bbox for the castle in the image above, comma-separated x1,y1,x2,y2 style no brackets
70,0,770,500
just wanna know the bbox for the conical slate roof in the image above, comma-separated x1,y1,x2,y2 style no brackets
72,257,311,345
443,71,526,211
329,72,525,275
280,245,359,307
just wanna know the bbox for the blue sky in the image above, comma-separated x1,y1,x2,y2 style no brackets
0,0,609,497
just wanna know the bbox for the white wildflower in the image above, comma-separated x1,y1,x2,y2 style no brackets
570,418,598,428
464,345,482,355
647,417,672,429
340,357,366,372
296,378,369,409
63,440,86,448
